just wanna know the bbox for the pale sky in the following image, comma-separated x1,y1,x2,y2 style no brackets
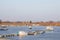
0,0,60,22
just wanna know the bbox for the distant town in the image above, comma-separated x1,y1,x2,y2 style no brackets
0,20,60,26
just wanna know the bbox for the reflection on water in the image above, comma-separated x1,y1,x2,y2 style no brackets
0,38,12,40
0,26,60,40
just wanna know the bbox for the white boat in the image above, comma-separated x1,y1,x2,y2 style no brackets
46,26,54,31
18,31,27,37
0,27,8,31
28,26,32,29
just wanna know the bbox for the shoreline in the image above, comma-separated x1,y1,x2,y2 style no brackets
0,22,60,26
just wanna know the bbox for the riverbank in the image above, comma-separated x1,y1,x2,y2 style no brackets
0,21,60,26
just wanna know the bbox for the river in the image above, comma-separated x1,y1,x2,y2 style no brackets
0,26,60,40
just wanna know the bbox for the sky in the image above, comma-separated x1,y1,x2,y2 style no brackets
0,0,60,22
